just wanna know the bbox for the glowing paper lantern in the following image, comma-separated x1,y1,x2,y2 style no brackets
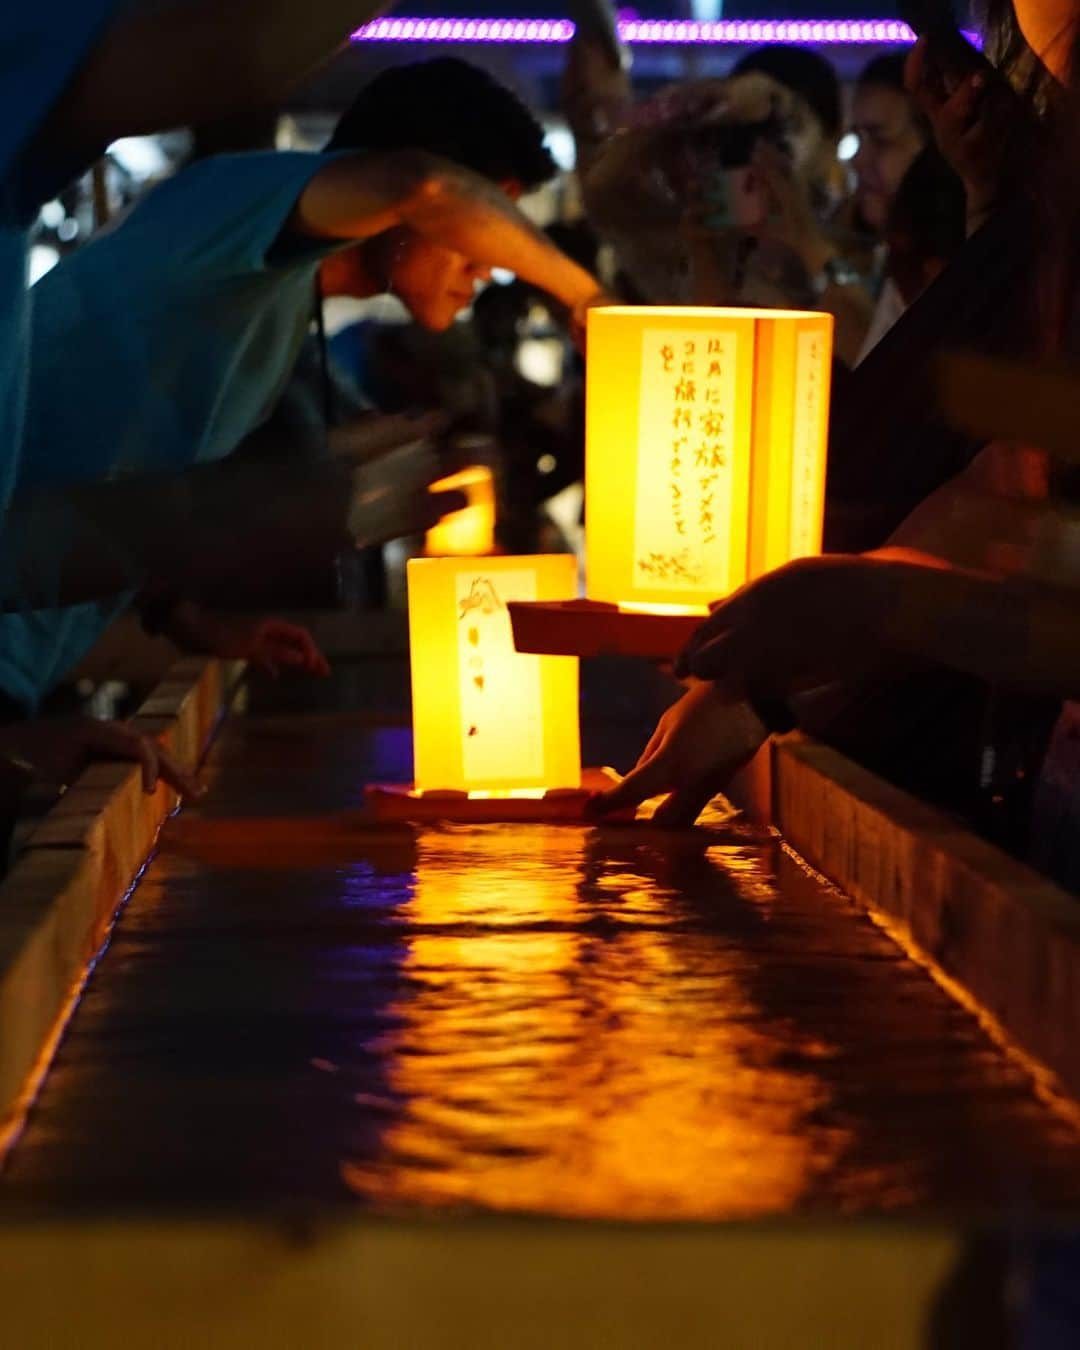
407,555,580,794
424,465,496,557
585,307,832,613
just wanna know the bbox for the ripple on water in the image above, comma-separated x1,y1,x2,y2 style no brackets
334,823,851,1219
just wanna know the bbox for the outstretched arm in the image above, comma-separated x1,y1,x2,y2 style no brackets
679,552,1080,704
593,557,1080,827
0,441,465,610
293,151,606,317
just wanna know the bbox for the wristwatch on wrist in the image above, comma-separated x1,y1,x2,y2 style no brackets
811,255,862,296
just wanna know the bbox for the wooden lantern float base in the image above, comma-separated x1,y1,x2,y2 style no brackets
365,766,628,823
508,598,704,661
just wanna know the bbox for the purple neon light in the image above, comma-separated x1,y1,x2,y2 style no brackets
352,17,920,44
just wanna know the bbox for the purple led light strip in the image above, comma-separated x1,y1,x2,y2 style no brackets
352,17,920,44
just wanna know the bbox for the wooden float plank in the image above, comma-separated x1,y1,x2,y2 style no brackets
0,1216,958,1350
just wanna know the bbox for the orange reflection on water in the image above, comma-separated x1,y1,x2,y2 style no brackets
342,825,846,1219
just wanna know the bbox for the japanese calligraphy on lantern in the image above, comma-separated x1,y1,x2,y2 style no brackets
789,329,828,558
632,327,738,596
455,569,544,785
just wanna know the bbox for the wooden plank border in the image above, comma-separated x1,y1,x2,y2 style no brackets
0,658,239,1156
0,1214,958,1350
772,734,1080,1101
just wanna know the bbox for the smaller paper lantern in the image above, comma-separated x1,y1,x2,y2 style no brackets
407,555,580,794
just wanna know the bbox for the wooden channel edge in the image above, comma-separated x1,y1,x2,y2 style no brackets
769,733,1080,1103
0,657,241,1156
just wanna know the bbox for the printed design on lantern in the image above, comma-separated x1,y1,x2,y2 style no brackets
455,568,544,785
633,328,737,595
458,577,502,620
790,329,827,558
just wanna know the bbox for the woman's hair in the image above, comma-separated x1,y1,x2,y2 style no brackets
1034,24,1080,349
979,0,1058,100
975,1,1079,348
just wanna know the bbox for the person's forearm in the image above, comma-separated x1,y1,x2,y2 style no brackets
0,438,461,611
0,459,355,610
296,153,602,312
563,88,627,182
44,0,388,160
916,575,1080,697
868,556,1080,698
561,36,631,176
684,225,732,306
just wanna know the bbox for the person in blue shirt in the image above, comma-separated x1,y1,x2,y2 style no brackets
0,0,425,797
0,58,605,797
3,0,404,550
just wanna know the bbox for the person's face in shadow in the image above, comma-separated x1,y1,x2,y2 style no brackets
851,83,926,234
322,178,525,332
382,230,494,331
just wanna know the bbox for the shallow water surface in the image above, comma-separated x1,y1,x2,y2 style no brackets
5,704,1080,1220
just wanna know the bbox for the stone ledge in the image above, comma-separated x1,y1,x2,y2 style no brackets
773,734,1080,1100
0,659,239,1152
0,1213,958,1350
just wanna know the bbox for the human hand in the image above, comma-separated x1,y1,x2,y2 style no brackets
589,681,768,826
569,286,617,351
160,602,331,677
675,556,896,696
905,37,1018,230
681,209,742,305
195,613,331,677
0,717,204,798
750,140,835,276
241,619,331,678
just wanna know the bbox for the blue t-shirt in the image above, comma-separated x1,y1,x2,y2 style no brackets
0,1,122,715
0,150,348,710
0,2,119,544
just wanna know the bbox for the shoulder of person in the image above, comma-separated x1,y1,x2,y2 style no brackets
84,150,345,281
132,149,330,214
